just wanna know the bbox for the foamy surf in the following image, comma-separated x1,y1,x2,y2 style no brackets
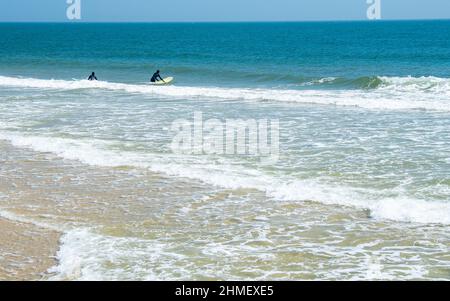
1,75,450,111
378,76,450,93
1,131,449,225
47,228,174,281
46,225,432,281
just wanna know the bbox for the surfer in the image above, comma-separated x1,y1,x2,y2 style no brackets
88,72,98,81
151,70,165,83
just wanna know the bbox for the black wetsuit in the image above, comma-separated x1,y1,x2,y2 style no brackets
151,72,163,82
88,74,97,81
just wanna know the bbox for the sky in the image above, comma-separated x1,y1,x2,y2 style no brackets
0,0,450,22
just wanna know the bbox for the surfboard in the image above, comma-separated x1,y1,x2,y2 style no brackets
150,77,174,85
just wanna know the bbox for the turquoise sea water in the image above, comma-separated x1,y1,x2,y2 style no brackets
1,21,450,86
0,21,449,280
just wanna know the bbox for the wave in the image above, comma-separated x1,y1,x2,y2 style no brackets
47,228,172,280
299,77,339,87
1,131,449,225
378,75,450,93
300,75,450,91
1,75,450,111
47,225,430,280
299,76,383,89
349,76,384,89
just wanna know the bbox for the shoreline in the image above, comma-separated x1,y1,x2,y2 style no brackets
0,139,449,280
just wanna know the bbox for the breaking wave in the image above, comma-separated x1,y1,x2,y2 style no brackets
1,75,450,111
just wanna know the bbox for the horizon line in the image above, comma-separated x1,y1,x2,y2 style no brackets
1,18,450,24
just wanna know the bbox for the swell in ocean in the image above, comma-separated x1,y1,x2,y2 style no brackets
1,75,450,111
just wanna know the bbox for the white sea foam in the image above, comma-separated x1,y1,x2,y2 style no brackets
1,75,450,111
301,77,338,86
47,228,174,280
47,227,431,281
378,76,450,94
1,131,449,225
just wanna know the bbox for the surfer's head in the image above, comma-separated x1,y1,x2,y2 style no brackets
156,70,160,74
92,72,95,75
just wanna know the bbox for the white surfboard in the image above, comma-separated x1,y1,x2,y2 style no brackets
150,77,174,85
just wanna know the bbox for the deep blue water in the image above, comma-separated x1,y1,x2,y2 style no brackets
1,21,450,87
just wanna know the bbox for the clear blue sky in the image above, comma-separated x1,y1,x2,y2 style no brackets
1,0,450,22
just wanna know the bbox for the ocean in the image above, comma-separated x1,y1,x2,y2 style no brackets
0,21,449,280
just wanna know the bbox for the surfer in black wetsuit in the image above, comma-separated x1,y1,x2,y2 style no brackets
150,70,164,83
88,72,98,81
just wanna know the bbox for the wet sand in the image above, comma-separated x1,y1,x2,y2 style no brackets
0,217,60,280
